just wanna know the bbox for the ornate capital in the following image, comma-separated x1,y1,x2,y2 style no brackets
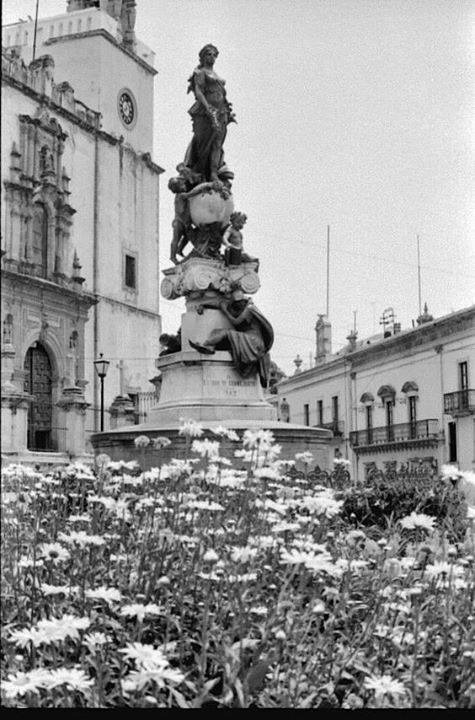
161,257,260,301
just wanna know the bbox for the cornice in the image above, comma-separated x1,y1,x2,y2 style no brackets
44,29,157,76
278,355,348,390
2,76,164,173
1,267,97,309
350,307,475,368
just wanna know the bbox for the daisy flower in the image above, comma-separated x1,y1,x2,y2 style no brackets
152,436,172,449
364,674,406,698
134,435,150,448
399,512,436,532
44,667,93,693
1,669,50,698
295,451,314,464
39,543,71,564
120,603,163,622
85,586,122,604
40,583,77,596
178,419,204,437
58,530,105,547
230,546,258,563
82,632,111,651
121,666,185,693
203,548,219,563
191,439,220,460
119,642,168,669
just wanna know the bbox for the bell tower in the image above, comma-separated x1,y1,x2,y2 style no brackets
7,0,156,152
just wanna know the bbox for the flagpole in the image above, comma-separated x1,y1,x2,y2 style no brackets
326,224,330,318
32,0,40,62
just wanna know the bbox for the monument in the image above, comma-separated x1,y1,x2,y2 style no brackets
91,44,331,466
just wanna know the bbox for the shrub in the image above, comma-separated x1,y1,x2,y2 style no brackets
341,472,468,542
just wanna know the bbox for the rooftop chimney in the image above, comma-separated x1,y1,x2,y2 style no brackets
315,314,332,364
416,302,434,326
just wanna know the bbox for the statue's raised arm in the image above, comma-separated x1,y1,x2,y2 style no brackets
184,44,236,182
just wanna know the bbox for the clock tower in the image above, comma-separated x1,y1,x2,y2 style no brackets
15,0,156,152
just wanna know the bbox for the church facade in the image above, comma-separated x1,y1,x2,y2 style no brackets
1,1,163,461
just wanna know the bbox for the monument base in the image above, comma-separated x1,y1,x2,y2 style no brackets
149,349,275,424
90,351,332,469
90,419,332,470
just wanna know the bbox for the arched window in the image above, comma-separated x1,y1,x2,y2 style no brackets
32,204,48,277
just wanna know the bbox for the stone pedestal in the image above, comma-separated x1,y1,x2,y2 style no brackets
109,395,136,429
149,350,275,425
56,386,89,456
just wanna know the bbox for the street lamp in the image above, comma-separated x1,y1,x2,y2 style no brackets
94,353,110,432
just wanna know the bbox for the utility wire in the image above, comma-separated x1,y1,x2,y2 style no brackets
255,230,475,280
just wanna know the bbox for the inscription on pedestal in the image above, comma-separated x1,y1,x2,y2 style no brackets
203,375,256,397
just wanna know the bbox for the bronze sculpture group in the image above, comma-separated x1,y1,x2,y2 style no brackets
169,44,252,266
166,44,274,388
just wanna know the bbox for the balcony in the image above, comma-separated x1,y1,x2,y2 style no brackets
350,419,440,453
444,389,475,417
317,420,345,437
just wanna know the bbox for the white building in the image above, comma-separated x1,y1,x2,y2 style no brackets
1,1,162,461
275,305,475,479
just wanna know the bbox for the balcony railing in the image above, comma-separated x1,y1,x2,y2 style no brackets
350,419,439,448
317,420,345,437
444,389,475,416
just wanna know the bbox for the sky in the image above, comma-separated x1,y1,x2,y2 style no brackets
3,0,474,375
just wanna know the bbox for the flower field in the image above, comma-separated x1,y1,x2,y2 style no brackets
1,423,474,708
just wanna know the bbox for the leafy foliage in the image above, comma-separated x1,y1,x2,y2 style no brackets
1,430,474,708
341,471,468,541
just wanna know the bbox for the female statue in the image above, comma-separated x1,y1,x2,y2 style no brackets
189,290,274,388
184,44,236,182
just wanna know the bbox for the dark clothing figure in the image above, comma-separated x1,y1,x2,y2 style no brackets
184,44,235,182
190,295,274,388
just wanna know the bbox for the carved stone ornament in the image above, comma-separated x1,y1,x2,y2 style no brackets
161,257,260,301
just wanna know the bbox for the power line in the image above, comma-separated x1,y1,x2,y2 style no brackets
258,230,475,280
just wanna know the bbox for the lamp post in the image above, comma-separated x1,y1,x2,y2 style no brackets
94,353,110,432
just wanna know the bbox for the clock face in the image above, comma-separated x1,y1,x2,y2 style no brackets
118,91,135,126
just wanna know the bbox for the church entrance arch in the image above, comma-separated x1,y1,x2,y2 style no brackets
24,342,54,451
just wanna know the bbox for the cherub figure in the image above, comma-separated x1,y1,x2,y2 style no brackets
168,164,202,264
221,212,258,267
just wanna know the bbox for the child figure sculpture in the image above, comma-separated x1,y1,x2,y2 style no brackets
221,212,258,268
168,164,202,264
